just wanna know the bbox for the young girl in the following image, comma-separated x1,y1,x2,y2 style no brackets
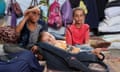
65,7,110,51
66,7,89,45
16,6,43,48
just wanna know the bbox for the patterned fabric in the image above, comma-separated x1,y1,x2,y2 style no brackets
0,26,19,43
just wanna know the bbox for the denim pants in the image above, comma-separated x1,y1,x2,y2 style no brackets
0,50,44,72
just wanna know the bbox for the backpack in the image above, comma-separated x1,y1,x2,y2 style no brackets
12,0,23,18
48,0,62,29
61,0,73,27
0,0,6,17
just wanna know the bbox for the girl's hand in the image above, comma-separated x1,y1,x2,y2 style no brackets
23,10,31,20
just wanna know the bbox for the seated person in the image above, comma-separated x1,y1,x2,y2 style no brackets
65,7,111,51
65,7,89,45
32,32,103,59
16,6,44,48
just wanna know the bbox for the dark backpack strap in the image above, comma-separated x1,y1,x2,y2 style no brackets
30,0,38,7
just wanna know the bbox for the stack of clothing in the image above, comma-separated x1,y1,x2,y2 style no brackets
99,0,120,33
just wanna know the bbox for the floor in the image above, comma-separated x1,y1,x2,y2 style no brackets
104,51,120,72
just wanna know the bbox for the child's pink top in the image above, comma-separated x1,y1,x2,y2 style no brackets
66,24,89,45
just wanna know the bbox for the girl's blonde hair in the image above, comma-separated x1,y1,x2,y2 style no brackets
73,7,86,16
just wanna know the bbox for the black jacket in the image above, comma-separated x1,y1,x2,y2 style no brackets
18,21,45,48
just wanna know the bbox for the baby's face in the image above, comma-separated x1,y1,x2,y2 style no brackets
41,32,56,45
